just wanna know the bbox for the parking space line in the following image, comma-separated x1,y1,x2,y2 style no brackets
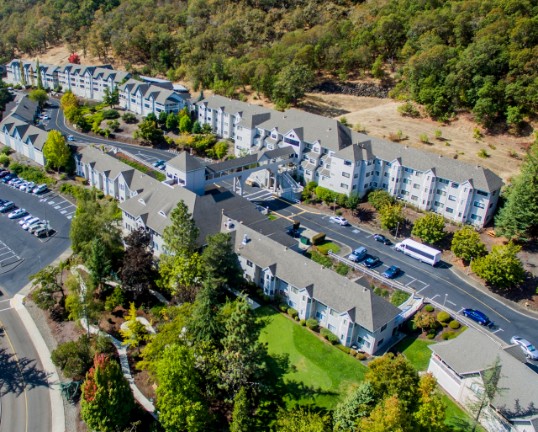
405,278,417,286
446,300,457,306
60,210,67,214
416,284,430,294
0,306,13,313
492,328,504,334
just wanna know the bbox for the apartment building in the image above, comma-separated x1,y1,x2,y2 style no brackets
232,222,402,354
5,59,60,90
196,95,503,227
118,79,189,116
429,329,538,431
57,64,130,100
0,95,47,166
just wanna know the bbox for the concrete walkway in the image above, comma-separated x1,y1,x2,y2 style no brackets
80,319,156,417
10,294,66,432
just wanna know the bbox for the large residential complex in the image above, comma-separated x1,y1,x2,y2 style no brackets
196,95,503,227
75,146,409,354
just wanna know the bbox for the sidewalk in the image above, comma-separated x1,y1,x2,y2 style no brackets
10,294,66,432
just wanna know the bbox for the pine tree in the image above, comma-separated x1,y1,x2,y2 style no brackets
230,386,253,432
188,280,222,344
163,200,199,256
81,354,134,432
19,60,27,86
86,238,112,288
36,59,43,89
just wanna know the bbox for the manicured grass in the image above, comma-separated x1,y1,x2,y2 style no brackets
392,335,434,371
256,306,366,409
316,241,341,255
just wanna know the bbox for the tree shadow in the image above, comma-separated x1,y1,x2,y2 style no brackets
356,207,375,223
0,347,51,396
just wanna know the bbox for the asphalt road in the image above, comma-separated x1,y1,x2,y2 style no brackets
0,309,51,432
0,183,72,297
258,195,538,351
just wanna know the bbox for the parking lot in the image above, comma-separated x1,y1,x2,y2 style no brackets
0,183,72,296
37,190,77,220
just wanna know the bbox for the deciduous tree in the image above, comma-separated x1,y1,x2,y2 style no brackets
29,88,48,108
43,130,71,172
359,395,409,432
413,311,436,334
414,373,447,432
379,203,404,231
272,62,314,106
120,302,148,353
133,117,164,145
121,227,156,298
411,213,446,245
275,407,330,432
155,344,210,432
471,242,525,289
158,253,205,301
81,354,134,432
451,226,487,264
103,86,119,108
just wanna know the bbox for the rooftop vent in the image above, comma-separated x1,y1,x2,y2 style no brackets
241,234,250,245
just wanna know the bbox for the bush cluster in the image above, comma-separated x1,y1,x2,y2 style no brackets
287,307,298,319
448,320,461,329
306,318,319,332
320,328,339,344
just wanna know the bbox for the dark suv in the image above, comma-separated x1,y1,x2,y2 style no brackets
373,234,392,245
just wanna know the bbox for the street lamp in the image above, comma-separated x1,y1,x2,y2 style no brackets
443,293,448,307
395,221,400,239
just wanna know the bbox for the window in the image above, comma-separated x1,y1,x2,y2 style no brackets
411,195,418,201
246,260,253,267
413,183,420,189
380,324,387,332
328,324,336,332
471,214,483,221
344,160,352,166
451,182,459,188
291,286,299,294
340,183,349,189
438,178,449,185
365,172,370,177
448,195,456,201
474,201,485,209
354,173,359,178
330,309,337,317
342,172,350,178
375,171,380,176
446,207,454,214
434,201,444,208
403,179,409,184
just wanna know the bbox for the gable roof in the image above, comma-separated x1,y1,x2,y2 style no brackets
232,223,400,331
166,152,206,173
430,329,538,420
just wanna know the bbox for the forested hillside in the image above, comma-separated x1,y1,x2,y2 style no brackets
1,0,537,127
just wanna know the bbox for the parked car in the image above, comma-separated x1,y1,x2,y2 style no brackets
329,216,349,226
32,184,48,194
67,135,75,142
373,234,392,245
363,255,381,268
0,201,15,213
19,214,34,226
20,181,35,192
0,171,10,178
8,178,22,187
2,173,15,182
510,336,538,360
462,308,494,327
8,208,27,219
23,218,41,230
34,226,53,237
153,160,165,168
348,246,367,262
383,265,401,279
29,222,47,234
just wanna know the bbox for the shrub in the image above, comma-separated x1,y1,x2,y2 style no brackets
478,149,490,158
105,286,125,311
51,335,93,379
311,232,326,246
426,333,436,339
335,263,349,276
287,307,298,319
306,318,319,332
350,349,357,356
367,190,395,210
437,311,451,323
419,133,429,144
398,101,420,118
424,304,434,312
122,112,137,123
407,320,417,332
391,290,410,306
300,319,306,326
356,352,367,360
310,251,333,268
448,320,461,329
337,345,351,354
0,154,10,167
279,303,288,313
102,109,120,119
1,146,13,155
442,331,456,340
434,129,442,139
263,294,271,303
320,328,339,344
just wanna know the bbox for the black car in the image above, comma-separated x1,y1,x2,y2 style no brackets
363,255,381,268
382,265,401,279
373,234,392,245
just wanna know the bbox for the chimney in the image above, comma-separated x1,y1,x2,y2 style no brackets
241,234,250,245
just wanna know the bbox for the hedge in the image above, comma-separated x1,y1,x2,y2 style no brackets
337,345,351,354
278,303,288,312
306,318,319,332
311,232,326,246
356,352,367,361
320,328,339,345
424,304,434,312
287,308,298,318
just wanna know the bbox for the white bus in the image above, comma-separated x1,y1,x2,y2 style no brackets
394,239,441,266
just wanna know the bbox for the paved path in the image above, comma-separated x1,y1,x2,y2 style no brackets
80,319,156,416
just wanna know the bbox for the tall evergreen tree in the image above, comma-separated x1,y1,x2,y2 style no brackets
163,200,199,256
36,59,43,89
201,232,242,288
495,140,538,241
19,60,27,86
86,238,112,288
333,382,376,431
188,279,222,344
80,354,134,432
230,386,254,432
220,296,267,399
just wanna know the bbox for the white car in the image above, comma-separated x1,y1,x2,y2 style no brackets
20,181,35,192
67,135,75,142
8,208,27,219
23,218,41,230
329,216,349,226
510,336,538,360
33,184,48,194
19,214,34,226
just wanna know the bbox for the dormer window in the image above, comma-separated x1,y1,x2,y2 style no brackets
158,210,167,218
138,198,146,205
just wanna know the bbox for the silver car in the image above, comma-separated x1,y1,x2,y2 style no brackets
510,336,538,360
24,218,42,231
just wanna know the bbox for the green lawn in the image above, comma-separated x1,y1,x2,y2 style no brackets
256,306,366,409
392,336,434,371
316,241,341,255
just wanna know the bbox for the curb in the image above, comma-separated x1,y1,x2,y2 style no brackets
11,294,66,432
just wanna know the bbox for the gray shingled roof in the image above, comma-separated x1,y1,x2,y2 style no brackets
430,329,538,419
232,223,400,331
166,152,206,173
342,134,503,192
